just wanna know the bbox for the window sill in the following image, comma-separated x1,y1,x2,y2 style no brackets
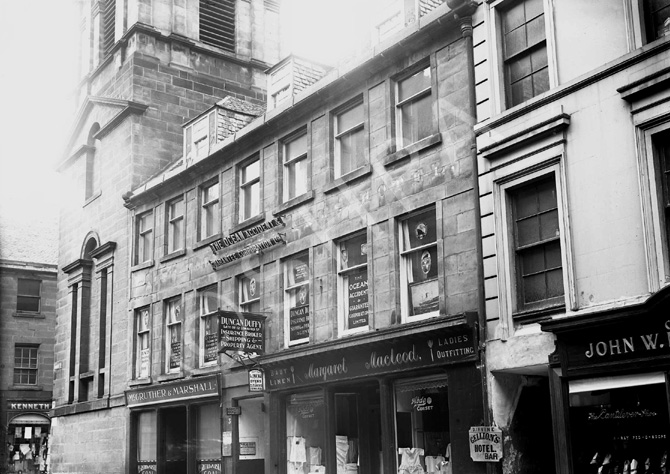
275,191,315,215
324,164,372,194
10,385,42,391
131,260,154,272
194,233,223,251
83,191,102,208
13,312,45,319
157,372,184,383
192,365,219,376
384,133,442,167
128,377,152,387
231,213,266,234
513,304,565,324
159,248,186,263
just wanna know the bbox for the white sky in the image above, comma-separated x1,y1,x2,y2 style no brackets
0,0,370,226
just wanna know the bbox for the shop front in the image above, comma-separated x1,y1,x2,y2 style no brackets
260,319,486,474
4,400,51,474
125,375,222,474
542,287,670,474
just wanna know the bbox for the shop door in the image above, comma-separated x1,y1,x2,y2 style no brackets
162,406,187,474
236,397,265,474
334,383,382,474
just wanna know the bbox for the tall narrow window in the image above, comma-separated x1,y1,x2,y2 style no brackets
334,102,365,178
85,124,101,200
510,177,564,313
199,285,219,367
399,208,439,321
166,196,185,254
14,345,38,385
656,131,670,257
199,0,236,53
165,297,182,373
101,0,116,56
283,132,309,202
240,158,260,222
200,180,220,240
135,211,154,264
337,233,369,335
396,65,433,148
643,0,670,42
239,269,261,313
501,0,549,108
17,278,41,313
284,253,310,346
136,307,151,379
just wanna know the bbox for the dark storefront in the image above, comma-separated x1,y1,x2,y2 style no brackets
126,375,222,474
259,317,486,474
542,287,670,474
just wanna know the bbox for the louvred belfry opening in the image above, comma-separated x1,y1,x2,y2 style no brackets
200,0,236,53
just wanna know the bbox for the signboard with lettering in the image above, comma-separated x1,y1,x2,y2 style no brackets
266,325,477,391
197,461,221,474
240,441,256,456
469,426,502,462
138,462,157,474
248,368,265,392
7,401,51,411
219,311,266,354
222,431,232,457
289,304,309,343
126,375,219,407
347,269,368,329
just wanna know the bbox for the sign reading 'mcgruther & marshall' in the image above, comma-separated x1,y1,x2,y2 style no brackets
125,375,219,407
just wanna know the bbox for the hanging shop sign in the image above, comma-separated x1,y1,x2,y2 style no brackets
265,324,477,390
248,368,265,392
219,311,266,354
125,375,219,407
469,426,503,462
208,217,286,271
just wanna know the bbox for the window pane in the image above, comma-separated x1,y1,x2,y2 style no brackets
511,75,534,106
404,210,437,249
241,270,260,304
520,246,545,275
137,411,157,461
337,103,363,133
526,14,545,47
286,392,325,467
516,215,540,247
17,296,40,313
401,93,432,146
286,158,308,200
523,272,546,303
531,66,550,97
344,267,369,329
243,160,260,183
196,403,221,459
539,210,559,241
18,279,40,296
202,314,219,365
546,268,564,298
504,26,527,58
286,134,307,161
199,286,218,315
340,234,368,270
409,246,438,282
398,67,431,102
337,128,365,176
525,0,544,19
170,199,184,219
509,54,532,83
502,0,526,33
204,182,219,204
243,181,260,219
287,254,310,287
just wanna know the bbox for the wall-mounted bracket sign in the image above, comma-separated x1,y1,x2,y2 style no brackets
219,310,266,354
208,217,286,271
469,426,502,462
248,368,265,392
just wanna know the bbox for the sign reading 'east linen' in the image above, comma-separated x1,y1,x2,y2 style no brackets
266,326,477,390
208,217,286,271
566,316,670,369
219,311,266,354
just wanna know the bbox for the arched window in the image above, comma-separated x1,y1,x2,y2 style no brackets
85,124,101,200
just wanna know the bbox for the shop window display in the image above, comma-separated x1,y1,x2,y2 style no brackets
395,377,450,474
7,424,49,474
569,373,669,474
286,391,326,474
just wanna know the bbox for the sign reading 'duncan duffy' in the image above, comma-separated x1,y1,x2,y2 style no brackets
219,311,266,354
208,217,286,271
469,426,503,462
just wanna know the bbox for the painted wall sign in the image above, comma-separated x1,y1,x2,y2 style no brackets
209,216,285,253
248,368,265,392
469,426,502,462
226,407,241,416
7,402,51,411
209,233,285,270
265,325,477,390
240,442,256,456
126,375,219,407
197,461,221,474
219,311,266,354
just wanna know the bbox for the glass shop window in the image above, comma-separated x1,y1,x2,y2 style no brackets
335,394,360,474
395,376,451,474
197,403,222,473
569,373,669,474
286,391,326,474
137,411,157,473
